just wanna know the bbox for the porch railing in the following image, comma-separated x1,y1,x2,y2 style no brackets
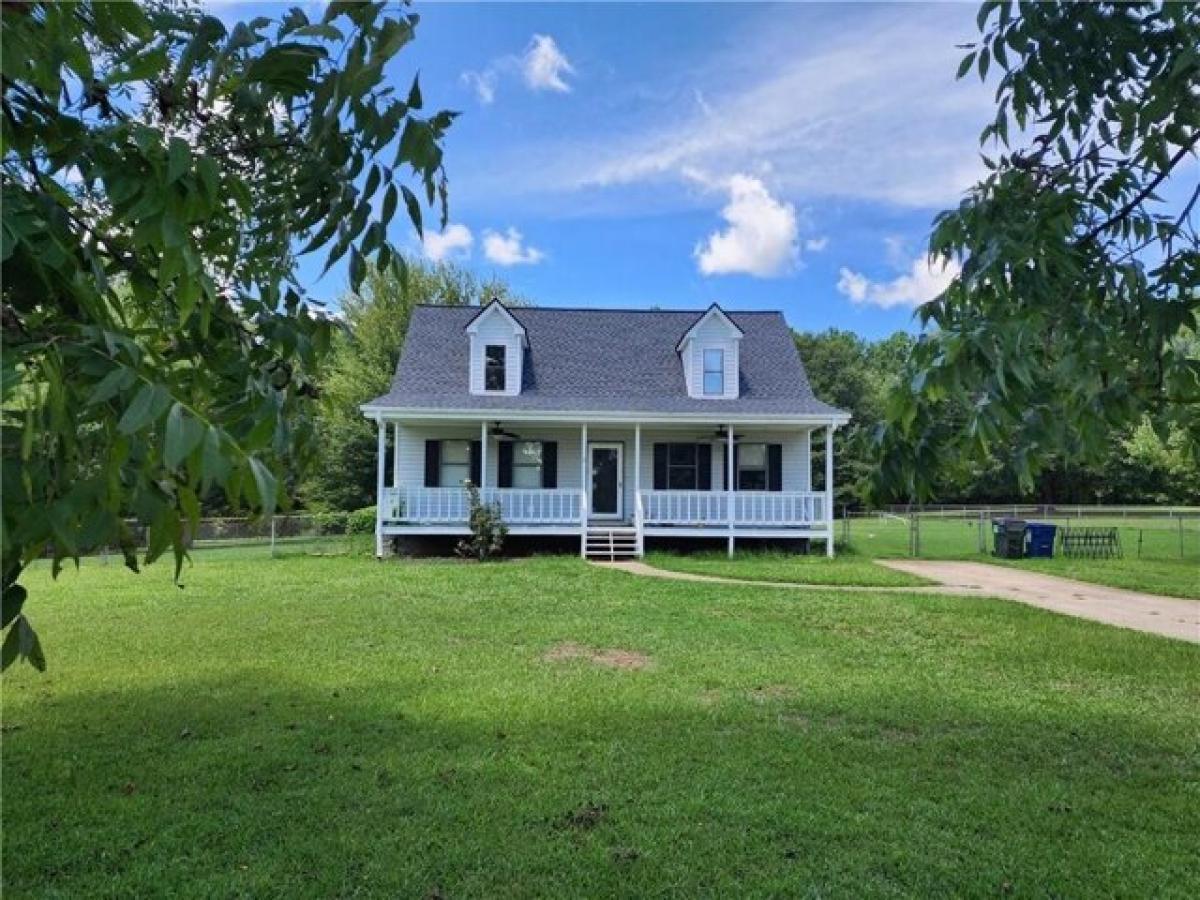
382,486,583,525
640,490,825,527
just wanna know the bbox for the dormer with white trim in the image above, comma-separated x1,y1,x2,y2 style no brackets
676,304,743,400
465,300,526,396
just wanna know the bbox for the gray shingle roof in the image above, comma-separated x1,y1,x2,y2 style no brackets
364,305,848,419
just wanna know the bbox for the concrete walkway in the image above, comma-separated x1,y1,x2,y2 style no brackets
876,560,1199,643
594,559,1200,643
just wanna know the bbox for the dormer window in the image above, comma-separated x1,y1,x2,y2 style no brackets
484,344,506,391
702,349,724,395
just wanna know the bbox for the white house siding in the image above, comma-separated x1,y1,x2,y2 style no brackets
681,315,740,400
393,423,814,521
468,312,523,396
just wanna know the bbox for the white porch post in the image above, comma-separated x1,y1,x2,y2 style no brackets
392,422,401,488
375,417,386,559
634,423,642,556
479,420,488,490
579,423,588,556
726,424,735,558
825,424,835,558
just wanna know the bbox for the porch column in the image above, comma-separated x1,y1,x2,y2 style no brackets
825,424,835,558
726,424,735,558
479,420,488,490
375,417,386,559
634,424,642,556
579,423,588,556
392,422,401,488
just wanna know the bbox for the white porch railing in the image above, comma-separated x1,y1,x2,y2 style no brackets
640,490,825,527
382,486,583,525
640,490,728,525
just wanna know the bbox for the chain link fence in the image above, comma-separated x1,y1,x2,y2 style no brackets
839,505,1200,561
89,511,377,562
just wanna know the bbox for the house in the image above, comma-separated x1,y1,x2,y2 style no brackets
360,301,850,559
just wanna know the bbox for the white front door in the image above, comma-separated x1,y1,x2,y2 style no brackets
589,442,623,520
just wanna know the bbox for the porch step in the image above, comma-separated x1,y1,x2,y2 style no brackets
583,526,640,561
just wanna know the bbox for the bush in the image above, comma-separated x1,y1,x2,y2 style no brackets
456,481,507,561
346,506,377,535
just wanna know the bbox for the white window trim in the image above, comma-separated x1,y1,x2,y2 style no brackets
484,344,506,392
702,348,724,396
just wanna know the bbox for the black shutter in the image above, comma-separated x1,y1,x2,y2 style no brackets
697,444,712,490
767,444,783,492
469,440,482,486
541,441,558,488
424,440,441,487
498,441,514,488
653,444,667,490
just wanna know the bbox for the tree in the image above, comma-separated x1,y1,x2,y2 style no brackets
872,1,1200,503
302,260,518,510
2,1,454,670
795,329,915,505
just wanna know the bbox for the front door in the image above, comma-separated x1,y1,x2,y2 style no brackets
589,443,623,519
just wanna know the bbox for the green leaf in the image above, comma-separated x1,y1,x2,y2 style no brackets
957,52,976,80
401,185,422,238
381,183,398,225
201,426,231,484
164,403,205,468
248,457,278,517
117,383,170,434
87,367,134,405
167,137,191,183
406,74,422,109
1,624,19,671
1,583,26,629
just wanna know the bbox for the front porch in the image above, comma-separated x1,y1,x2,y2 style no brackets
371,416,840,558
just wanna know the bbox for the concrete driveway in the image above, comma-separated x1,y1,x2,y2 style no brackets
876,560,1199,643
598,559,1199,643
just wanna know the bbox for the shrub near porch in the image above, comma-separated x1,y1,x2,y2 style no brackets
5,555,1197,897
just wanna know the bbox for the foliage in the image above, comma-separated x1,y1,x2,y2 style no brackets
454,480,507,561
302,260,517,510
346,505,377,536
872,1,1200,503
1,1,453,669
794,329,914,504
7,555,1198,895
799,328,1200,506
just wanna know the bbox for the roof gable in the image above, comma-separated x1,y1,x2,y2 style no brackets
464,299,527,346
674,303,744,352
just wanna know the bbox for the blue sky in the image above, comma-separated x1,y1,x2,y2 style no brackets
213,2,1002,338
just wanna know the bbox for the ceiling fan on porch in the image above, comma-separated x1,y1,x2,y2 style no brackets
713,426,743,440
490,422,521,440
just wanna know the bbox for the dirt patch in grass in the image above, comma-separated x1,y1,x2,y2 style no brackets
747,684,794,703
543,642,652,671
557,802,608,831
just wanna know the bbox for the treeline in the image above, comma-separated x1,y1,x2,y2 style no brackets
796,329,1200,508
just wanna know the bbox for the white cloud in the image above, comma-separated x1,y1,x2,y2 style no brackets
461,69,497,105
466,7,989,211
694,175,798,278
522,34,574,93
804,236,829,252
460,33,574,106
422,223,473,262
837,254,960,309
482,228,545,266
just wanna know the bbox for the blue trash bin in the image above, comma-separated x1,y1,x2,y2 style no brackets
1025,522,1056,558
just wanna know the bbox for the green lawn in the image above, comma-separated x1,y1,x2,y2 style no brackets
5,555,1198,897
644,549,933,587
848,515,1200,599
